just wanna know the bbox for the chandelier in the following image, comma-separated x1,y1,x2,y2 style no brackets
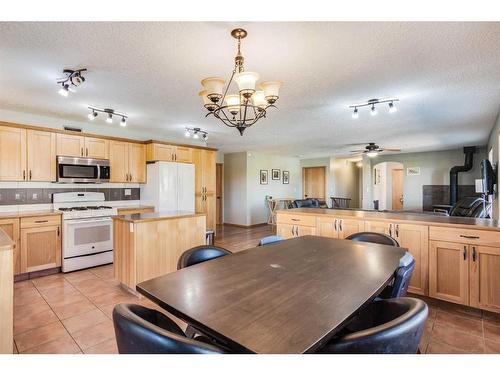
199,28,282,135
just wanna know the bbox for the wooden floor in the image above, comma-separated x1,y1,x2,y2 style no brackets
10,224,500,354
214,224,275,252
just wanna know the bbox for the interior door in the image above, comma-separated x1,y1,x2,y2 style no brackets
27,130,56,181
216,163,223,225
470,245,500,313
429,240,469,305
0,126,26,181
303,166,325,199
391,168,404,210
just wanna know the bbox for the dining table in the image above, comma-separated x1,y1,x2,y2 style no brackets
137,235,406,354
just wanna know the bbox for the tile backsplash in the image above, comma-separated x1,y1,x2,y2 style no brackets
0,184,140,205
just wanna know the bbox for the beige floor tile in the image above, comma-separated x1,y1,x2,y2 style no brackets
39,283,80,302
51,298,96,320
437,300,483,319
72,279,117,298
426,339,470,354
14,299,51,317
483,311,500,326
21,335,82,354
45,290,89,309
62,308,110,334
431,323,485,353
15,321,69,352
90,288,139,307
484,339,500,354
64,270,100,284
90,265,115,280
14,280,35,290
435,310,483,337
83,338,118,354
70,320,116,350
14,308,59,335
32,274,68,291
14,288,45,307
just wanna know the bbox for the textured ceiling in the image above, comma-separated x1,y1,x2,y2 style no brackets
0,22,499,157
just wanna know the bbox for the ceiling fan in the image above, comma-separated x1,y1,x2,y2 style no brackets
349,143,401,158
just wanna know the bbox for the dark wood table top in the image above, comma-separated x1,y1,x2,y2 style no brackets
137,235,406,354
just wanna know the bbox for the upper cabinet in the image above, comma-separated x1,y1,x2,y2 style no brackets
0,126,55,182
56,134,109,159
193,149,216,230
109,141,146,183
0,126,26,181
26,130,56,181
146,143,193,163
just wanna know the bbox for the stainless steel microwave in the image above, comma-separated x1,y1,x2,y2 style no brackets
56,156,110,183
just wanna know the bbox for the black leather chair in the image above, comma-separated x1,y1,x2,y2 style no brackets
318,297,428,354
345,232,400,247
290,198,321,208
449,197,490,218
113,304,226,354
177,245,232,270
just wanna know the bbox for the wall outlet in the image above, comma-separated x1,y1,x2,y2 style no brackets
32,193,38,200
15,193,20,200
124,189,132,196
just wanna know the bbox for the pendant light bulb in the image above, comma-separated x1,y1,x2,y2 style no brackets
88,110,97,120
370,104,378,116
106,113,113,124
388,101,397,113
193,132,199,139
352,107,359,119
184,129,191,138
59,83,69,97
120,117,127,127
367,150,378,158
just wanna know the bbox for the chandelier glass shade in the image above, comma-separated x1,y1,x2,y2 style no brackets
199,28,282,135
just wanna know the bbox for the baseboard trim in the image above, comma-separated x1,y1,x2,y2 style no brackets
223,222,268,228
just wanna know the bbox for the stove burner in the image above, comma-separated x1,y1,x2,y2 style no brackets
58,206,89,212
98,206,112,209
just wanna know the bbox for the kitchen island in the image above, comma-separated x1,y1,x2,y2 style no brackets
277,208,500,313
113,211,206,292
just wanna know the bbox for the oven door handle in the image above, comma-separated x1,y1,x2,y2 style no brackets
65,217,113,225
97,164,101,181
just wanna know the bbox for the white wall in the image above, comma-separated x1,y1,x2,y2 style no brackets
223,152,301,226
331,157,361,208
372,161,403,210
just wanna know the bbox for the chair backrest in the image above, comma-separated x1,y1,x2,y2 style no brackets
177,245,232,269
112,304,225,354
321,297,428,354
292,198,320,208
258,235,284,246
449,197,485,217
345,231,400,247
390,256,416,298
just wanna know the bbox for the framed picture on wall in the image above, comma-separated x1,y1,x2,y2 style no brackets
272,169,281,180
282,170,290,184
260,170,268,184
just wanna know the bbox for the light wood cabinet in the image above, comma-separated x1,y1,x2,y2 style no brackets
363,220,391,235
110,141,146,183
20,221,61,273
470,245,500,313
56,133,85,157
277,213,317,239
0,126,26,181
429,240,470,305
26,130,56,181
146,143,193,163
84,137,109,159
318,217,365,239
193,149,216,230
0,219,20,275
57,134,109,159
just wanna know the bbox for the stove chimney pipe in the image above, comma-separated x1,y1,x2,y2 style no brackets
449,146,476,206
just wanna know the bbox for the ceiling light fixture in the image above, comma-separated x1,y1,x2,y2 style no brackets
57,68,87,97
87,106,128,126
349,98,399,118
184,127,208,142
199,28,282,136
366,150,379,158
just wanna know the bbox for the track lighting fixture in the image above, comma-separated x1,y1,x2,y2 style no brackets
184,127,208,142
87,106,128,126
349,98,399,118
57,68,87,97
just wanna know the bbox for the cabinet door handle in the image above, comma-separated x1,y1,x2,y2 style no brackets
129,174,132,182
389,224,393,237
291,218,300,222
460,235,480,239
291,226,294,237
57,227,60,237
81,147,84,156
86,148,89,157
395,224,399,237
339,219,343,232
23,170,26,180
463,246,467,260
295,226,299,237
333,219,337,231
472,246,477,262
29,170,32,180
34,220,48,223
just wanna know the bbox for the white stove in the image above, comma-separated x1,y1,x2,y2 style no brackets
53,192,117,272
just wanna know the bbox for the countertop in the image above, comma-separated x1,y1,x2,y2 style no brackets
0,210,62,220
0,228,14,252
116,205,155,212
113,211,206,223
276,208,500,231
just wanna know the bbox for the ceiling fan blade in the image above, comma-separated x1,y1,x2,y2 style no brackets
382,148,402,152
349,150,365,153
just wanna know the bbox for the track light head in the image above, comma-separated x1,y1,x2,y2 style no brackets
352,107,359,119
388,101,397,113
58,83,69,97
370,104,378,116
184,129,191,138
120,117,127,127
202,133,208,141
106,113,113,124
193,131,199,139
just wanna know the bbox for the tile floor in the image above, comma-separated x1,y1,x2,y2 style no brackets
11,224,500,354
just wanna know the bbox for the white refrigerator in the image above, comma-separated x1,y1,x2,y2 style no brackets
140,162,195,212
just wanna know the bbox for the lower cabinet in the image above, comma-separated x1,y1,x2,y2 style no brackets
21,225,61,273
0,219,20,275
317,217,364,239
430,240,500,313
277,223,316,239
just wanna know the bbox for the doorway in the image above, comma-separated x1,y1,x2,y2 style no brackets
216,163,223,225
302,166,326,200
391,168,404,211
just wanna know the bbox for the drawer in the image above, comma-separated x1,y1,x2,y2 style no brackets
21,215,61,229
277,213,316,227
429,226,500,247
